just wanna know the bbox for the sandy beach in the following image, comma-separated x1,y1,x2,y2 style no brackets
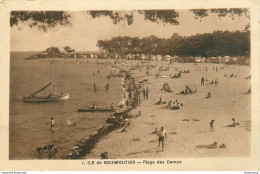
86,60,251,159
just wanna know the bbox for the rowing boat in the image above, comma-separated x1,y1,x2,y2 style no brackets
78,108,115,112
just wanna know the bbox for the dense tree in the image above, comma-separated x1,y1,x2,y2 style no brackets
96,30,250,57
11,9,249,31
63,46,75,54
10,11,71,31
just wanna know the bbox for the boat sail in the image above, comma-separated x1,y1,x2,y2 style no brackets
23,62,69,102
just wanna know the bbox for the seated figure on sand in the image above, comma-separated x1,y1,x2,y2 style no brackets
171,100,182,110
206,92,211,98
227,118,240,127
246,87,251,94
196,141,218,149
92,104,97,109
165,100,172,108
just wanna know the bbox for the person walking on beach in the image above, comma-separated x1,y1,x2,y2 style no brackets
210,120,215,132
214,79,218,86
146,87,149,99
142,88,146,99
94,83,97,91
201,77,204,86
105,83,109,91
157,127,167,151
46,118,55,131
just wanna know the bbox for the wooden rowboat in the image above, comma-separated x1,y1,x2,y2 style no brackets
78,108,115,112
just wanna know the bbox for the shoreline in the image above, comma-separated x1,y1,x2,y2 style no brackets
66,62,140,159
83,60,251,159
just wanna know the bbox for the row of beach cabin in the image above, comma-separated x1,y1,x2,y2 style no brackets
98,54,250,65
31,52,250,65
76,53,250,65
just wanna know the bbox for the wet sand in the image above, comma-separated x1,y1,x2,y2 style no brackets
86,60,251,158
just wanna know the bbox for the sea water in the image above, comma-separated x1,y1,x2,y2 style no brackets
9,52,123,159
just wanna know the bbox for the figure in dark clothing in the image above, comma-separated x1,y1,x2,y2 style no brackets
142,88,146,99
146,87,149,99
206,92,211,98
201,77,204,86
210,120,215,132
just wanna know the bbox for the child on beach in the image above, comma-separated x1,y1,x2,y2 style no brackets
46,118,55,131
157,127,167,151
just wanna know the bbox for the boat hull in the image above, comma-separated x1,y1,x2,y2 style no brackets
78,108,115,112
23,93,69,102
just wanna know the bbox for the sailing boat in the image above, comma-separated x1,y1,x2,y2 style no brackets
23,61,69,102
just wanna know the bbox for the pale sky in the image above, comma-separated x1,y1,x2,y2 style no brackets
10,10,249,51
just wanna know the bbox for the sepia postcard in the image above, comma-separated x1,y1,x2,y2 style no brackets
0,0,260,171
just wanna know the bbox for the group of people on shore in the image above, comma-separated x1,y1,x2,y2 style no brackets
36,144,58,159
201,77,218,86
142,87,149,99
161,82,173,93
210,118,239,132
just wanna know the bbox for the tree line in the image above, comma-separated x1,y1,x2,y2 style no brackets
96,30,250,57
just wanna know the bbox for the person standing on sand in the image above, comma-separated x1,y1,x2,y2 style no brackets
146,87,149,99
46,118,55,131
210,120,215,132
157,127,167,151
201,77,204,86
142,88,146,99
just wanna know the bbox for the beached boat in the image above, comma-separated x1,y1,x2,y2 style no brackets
23,62,69,102
78,108,115,112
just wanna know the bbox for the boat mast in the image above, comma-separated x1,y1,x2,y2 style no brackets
50,61,53,93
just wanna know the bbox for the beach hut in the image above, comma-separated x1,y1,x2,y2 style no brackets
156,55,162,61
127,54,133,60
195,57,201,63
210,57,217,63
201,57,206,63
151,55,156,61
217,56,224,64
173,56,179,62
185,57,191,62
190,57,195,63
141,54,145,60
230,57,239,64
164,55,171,61
206,58,211,63
224,56,230,64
